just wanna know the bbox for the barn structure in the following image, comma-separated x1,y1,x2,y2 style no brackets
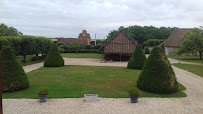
160,28,193,56
99,30,137,61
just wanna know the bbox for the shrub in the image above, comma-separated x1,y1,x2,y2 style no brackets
127,44,146,69
137,46,178,94
36,86,50,95
127,58,136,69
1,46,29,92
58,47,64,53
145,47,150,54
44,44,64,67
129,88,139,96
31,56,39,61
64,49,98,53
39,56,46,60
84,45,92,49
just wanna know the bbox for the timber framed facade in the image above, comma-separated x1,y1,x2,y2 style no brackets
99,30,137,61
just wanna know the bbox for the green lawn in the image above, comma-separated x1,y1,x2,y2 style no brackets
168,56,203,64
3,66,186,99
173,63,203,78
61,53,104,59
17,55,44,66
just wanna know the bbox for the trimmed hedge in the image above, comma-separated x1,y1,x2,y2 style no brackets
127,44,146,69
44,44,64,67
145,47,150,54
137,46,178,94
64,49,98,53
1,46,29,92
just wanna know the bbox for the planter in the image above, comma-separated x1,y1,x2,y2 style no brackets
130,96,138,103
38,95,48,103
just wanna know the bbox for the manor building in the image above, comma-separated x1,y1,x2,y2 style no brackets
57,30,91,45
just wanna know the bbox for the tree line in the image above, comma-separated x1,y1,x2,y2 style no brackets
0,23,23,36
0,36,52,63
106,25,175,45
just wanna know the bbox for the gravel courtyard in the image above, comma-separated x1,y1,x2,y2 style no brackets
3,58,203,114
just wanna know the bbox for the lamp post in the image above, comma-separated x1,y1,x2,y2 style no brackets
0,61,3,114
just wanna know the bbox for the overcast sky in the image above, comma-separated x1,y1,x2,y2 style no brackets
1,0,203,39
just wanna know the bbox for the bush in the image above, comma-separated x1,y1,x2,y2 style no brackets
1,46,29,92
44,44,64,67
84,45,92,49
39,56,46,60
127,58,136,69
137,46,178,94
64,49,98,53
36,86,50,95
58,48,64,53
129,88,139,96
31,56,39,61
127,44,146,69
145,47,150,54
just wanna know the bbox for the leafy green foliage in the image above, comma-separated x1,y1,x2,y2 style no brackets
127,58,136,69
1,46,29,92
137,46,178,94
0,23,22,36
129,88,139,96
44,44,64,67
145,47,150,54
0,37,9,50
73,41,81,53
127,44,146,69
36,86,50,95
106,25,174,44
20,36,36,63
144,39,165,46
177,28,203,60
84,45,92,49
0,36,52,62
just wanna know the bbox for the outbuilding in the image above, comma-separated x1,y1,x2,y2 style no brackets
99,30,137,61
160,28,193,56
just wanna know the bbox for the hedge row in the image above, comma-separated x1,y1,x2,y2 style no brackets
0,36,52,62
64,49,98,53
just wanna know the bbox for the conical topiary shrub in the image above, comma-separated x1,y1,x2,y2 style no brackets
127,44,146,69
145,47,150,54
137,46,178,94
44,44,64,67
1,46,29,92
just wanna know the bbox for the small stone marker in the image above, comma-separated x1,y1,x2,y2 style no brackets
84,94,98,102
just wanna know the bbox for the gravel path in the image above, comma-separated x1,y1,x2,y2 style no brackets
23,62,44,73
3,58,203,114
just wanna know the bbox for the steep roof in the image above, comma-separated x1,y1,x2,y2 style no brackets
98,30,137,51
161,28,193,47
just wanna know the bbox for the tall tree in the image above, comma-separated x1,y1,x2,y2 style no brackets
74,41,80,53
106,25,175,45
177,28,203,60
20,36,36,63
0,23,22,36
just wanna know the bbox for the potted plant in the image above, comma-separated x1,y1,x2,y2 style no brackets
129,88,139,103
36,86,50,103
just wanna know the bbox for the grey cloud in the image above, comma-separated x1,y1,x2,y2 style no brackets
0,0,203,38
